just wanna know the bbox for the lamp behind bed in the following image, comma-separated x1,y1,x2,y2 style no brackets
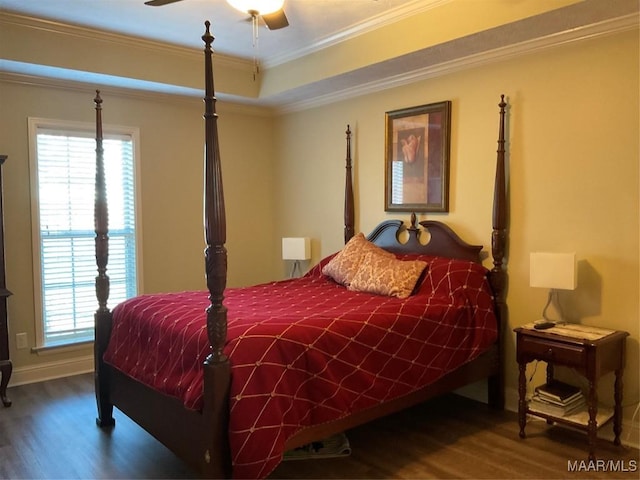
282,237,311,278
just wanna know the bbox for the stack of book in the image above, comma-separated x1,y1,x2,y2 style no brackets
529,380,586,417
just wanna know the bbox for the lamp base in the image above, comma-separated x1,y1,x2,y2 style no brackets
540,289,568,324
290,260,302,278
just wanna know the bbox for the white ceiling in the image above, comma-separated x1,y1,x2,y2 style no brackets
0,0,427,67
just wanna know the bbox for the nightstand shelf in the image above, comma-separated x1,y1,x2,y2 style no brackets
528,403,614,429
515,324,628,461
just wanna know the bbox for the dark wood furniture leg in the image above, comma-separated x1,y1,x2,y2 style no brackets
613,367,624,445
0,155,11,408
545,362,554,424
0,295,11,406
518,361,526,438
587,379,598,461
0,360,11,407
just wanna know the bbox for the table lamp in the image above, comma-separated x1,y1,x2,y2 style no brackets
282,237,311,278
530,252,577,328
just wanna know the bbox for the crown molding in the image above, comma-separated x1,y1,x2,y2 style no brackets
0,70,200,103
0,70,272,116
2,10,636,115
273,13,639,114
0,11,252,71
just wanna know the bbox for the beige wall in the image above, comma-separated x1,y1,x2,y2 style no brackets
1,16,637,438
0,81,276,371
274,30,639,425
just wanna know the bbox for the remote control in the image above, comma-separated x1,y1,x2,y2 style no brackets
534,321,555,330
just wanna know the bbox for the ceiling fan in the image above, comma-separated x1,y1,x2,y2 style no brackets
144,0,289,30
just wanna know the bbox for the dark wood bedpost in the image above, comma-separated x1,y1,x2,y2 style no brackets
344,125,354,244
200,21,232,478
488,94,508,410
93,90,115,428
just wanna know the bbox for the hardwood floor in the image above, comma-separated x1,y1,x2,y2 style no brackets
1,373,637,479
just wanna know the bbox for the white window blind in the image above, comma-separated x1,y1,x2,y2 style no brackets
33,125,138,347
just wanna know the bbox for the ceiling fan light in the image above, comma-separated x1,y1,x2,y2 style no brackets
226,0,284,15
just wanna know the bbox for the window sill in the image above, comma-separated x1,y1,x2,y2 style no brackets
31,340,93,356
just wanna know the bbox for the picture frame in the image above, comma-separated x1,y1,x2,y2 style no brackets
385,100,451,212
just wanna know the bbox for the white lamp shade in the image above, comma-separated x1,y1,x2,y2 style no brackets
227,0,284,14
282,237,311,261
530,252,577,290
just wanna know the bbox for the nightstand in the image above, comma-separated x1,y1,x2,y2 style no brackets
515,324,629,461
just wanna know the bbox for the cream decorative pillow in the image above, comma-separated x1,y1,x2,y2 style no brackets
348,252,428,299
322,233,394,286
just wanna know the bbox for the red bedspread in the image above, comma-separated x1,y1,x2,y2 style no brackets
104,256,497,478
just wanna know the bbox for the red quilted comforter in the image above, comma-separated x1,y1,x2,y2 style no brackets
104,255,498,478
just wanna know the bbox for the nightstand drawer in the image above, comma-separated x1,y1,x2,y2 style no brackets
520,337,586,366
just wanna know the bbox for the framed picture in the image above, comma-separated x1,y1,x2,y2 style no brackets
385,100,451,212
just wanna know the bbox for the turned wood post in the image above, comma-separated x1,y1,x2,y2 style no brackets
200,22,232,478
0,155,12,408
202,21,228,366
93,90,115,427
344,125,355,244
488,95,508,410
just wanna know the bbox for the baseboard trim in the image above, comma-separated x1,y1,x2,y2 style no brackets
9,355,93,387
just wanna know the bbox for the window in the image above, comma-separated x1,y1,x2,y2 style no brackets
29,118,140,348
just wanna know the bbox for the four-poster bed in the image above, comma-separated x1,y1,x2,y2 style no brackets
94,22,508,479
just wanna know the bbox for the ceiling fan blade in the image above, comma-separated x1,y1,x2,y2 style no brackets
261,9,289,30
144,0,184,6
